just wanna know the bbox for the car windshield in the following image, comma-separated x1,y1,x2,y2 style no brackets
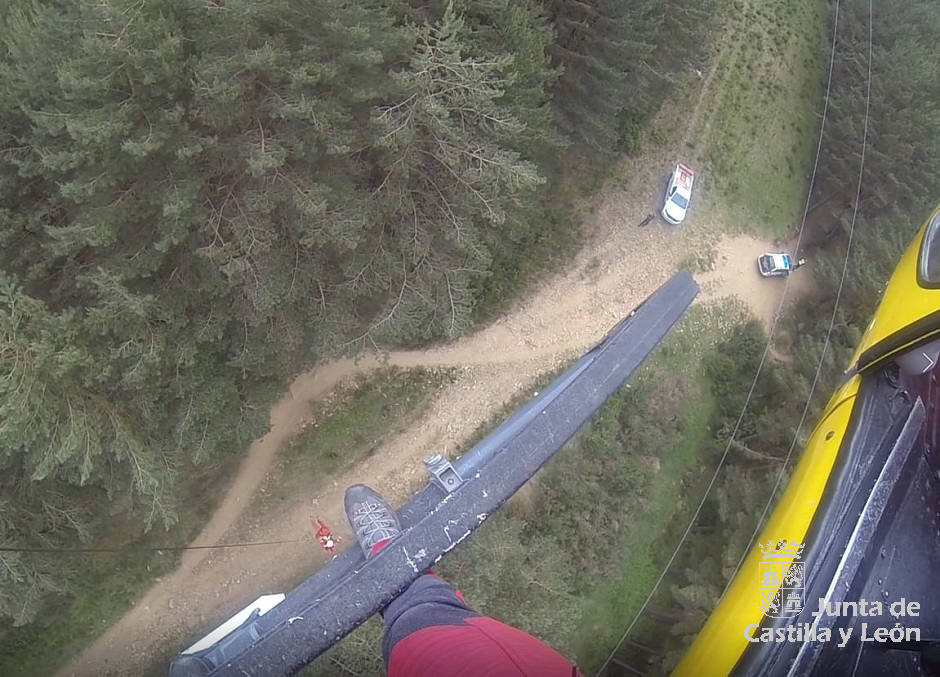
671,193,689,209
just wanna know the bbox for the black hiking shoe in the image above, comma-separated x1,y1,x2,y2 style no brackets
344,484,402,557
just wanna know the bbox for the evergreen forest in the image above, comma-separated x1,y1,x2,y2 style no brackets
0,0,718,629
2,0,940,675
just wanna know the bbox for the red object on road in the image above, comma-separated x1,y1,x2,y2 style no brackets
313,519,339,554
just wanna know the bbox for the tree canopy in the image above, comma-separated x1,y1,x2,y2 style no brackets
792,0,940,401
0,0,719,626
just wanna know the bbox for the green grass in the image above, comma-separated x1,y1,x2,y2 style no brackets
253,367,455,511
678,242,718,273
705,0,827,235
570,301,744,670
445,301,747,674
575,387,715,670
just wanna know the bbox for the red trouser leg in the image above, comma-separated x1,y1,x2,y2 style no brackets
382,574,581,677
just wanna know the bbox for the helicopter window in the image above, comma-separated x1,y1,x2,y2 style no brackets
919,209,940,287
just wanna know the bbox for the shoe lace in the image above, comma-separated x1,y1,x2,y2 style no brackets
352,500,398,549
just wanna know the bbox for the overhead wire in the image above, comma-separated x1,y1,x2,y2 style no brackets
595,1,848,672
0,538,307,554
720,0,873,601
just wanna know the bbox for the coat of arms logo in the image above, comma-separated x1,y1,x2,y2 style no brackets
758,539,805,618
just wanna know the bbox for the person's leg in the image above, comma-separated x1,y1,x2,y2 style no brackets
344,485,581,677
382,575,581,677
380,573,478,664
344,486,479,665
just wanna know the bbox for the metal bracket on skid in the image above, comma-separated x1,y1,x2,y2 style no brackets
423,454,464,493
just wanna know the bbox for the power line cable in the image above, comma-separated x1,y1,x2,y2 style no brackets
0,538,306,555
595,2,845,672
720,0,873,601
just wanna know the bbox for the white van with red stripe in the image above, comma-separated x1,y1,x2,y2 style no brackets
662,163,694,225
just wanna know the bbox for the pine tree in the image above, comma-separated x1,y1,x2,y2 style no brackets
539,0,720,153
0,0,735,630
816,0,940,231
359,1,546,343
0,0,416,622
792,0,940,419
542,0,653,151
0,0,566,624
